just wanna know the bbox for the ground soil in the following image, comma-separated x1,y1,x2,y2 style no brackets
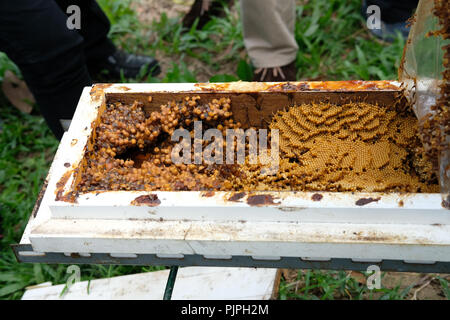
281,269,450,300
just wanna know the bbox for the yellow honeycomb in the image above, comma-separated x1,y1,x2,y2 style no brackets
234,102,439,193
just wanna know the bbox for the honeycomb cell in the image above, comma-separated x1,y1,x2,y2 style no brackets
75,99,439,194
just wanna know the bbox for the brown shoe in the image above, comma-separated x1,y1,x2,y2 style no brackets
1,70,35,114
182,0,235,31
252,60,297,82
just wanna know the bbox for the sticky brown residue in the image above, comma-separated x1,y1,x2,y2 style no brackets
278,206,306,212
90,83,112,101
194,83,231,92
268,82,298,91
247,194,279,206
398,200,404,207
307,80,399,91
296,83,310,90
355,197,381,206
32,180,48,217
131,194,161,206
55,170,72,201
64,162,71,168
202,191,215,197
228,192,246,202
282,83,298,91
443,195,450,209
266,81,400,92
311,193,323,201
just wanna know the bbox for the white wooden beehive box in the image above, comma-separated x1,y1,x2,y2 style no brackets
14,81,450,269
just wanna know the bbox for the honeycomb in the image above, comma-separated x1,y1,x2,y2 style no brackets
75,99,439,193
77,96,243,192
232,102,438,192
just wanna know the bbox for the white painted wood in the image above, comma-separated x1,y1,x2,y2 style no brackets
21,267,278,300
49,191,448,224
17,82,450,264
27,218,450,261
44,83,448,226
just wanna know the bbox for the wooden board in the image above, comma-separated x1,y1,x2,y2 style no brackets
21,267,279,300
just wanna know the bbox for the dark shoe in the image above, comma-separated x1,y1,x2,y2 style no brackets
368,20,410,42
90,50,161,80
361,0,411,42
182,0,235,31
252,60,297,82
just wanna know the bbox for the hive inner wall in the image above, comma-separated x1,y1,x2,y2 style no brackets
105,90,404,129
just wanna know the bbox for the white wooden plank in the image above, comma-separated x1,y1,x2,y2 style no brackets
21,267,278,300
18,82,450,265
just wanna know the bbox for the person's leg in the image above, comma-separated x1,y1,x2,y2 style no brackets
0,0,92,139
56,0,115,62
182,0,235,31
240,0,298,81
366,0,418,24
56,0,160,80
363,0,419,41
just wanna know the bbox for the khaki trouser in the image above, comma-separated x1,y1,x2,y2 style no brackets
240,0,298,68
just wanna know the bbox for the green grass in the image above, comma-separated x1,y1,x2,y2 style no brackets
278,270,417,300
293,0,405,80
0,0,448,300
0,99,164,299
